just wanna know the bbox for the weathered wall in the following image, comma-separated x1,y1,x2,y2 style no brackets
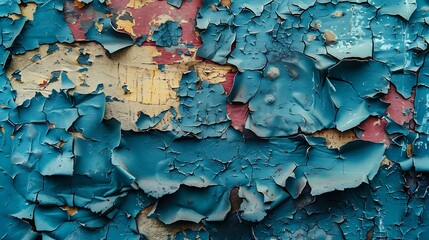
1,0,429,239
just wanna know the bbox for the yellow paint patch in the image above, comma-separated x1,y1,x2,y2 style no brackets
221,0,232,7
312,129,356,148
95,22,104,33
61,206,78,216
120,66,177,104
407,143,413,157
7,43,234,131
8,3,37,20
150,14,174,26
380,157,392,167
195,64,235,84
6,14,20,20
74,0,86,8
127,0,156,9
115,11,136,36
116,19,136,36
20,3,37,20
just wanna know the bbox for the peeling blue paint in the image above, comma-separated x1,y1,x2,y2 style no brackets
136,110,167,131
167,0,183,8
245,53,336,137
2,0,429,239
77,48,92,66
0,0,20,17
174,71,230,138
135,34,147,46
86,18,133,53
11,0,74,54
152,20,182,47
197,25,235,65
113,126,385,224
47,43,60,54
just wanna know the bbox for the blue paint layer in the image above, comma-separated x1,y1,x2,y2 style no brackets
85,18,134,53
11,0,74,54
175,71,230,138
2,0,429,239
167,0,183,8
152,20,182,47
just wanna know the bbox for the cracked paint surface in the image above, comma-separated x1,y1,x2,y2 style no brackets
1,0,429,239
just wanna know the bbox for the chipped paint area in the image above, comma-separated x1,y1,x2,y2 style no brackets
1,0,429,239
8,43,233,131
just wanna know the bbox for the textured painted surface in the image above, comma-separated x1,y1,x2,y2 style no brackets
1,0,429,239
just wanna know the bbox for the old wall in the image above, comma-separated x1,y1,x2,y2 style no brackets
1,0,429,239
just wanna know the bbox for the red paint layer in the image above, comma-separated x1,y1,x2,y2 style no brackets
382,84,414,125
221,72,236,95
359,117,389,146
227,103,249,131
109,0,203,46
